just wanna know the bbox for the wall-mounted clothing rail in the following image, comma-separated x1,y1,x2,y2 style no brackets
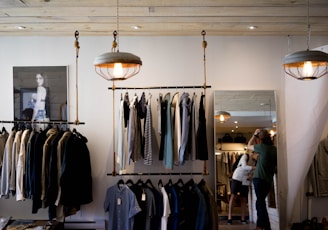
218,149,247,151
0,120,85,125
108,85,211,90
107,172,204,176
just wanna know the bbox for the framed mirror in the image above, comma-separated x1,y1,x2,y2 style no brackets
213,90,278,226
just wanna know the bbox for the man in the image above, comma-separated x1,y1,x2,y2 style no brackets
248,129,277,230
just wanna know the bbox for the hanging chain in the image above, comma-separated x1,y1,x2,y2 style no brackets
112,81,116,176
201,30,207,90
306,0,311,50
74,31,80,125
201,30,208,175
112,31,118,52
111,0,120,53
116,0,119,52
287,35,291,54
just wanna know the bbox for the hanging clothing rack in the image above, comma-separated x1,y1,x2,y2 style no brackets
107,84,211,176
107,172,204,176
218,149,247,151
108,85,211,90
107,31,210,176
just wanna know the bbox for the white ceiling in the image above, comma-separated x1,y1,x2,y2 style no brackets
214,90,276,135
0,1,323,136
0,0,328,36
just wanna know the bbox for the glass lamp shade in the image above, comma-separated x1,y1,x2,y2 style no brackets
283,50,328,80
94,51,142,81
215,111,231,123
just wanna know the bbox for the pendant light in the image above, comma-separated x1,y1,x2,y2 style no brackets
215,111,231,123
283,0,328,80
94,0,142,81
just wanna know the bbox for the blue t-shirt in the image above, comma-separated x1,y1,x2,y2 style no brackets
104,184,141,230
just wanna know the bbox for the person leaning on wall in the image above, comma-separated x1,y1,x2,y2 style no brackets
248,129,277,230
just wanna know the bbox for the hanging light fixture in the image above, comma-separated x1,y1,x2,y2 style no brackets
94,0,142,81
283,0,328,80
215,111,231,123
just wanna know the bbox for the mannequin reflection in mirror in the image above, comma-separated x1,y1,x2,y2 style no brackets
227,152,256,225
248,129,277,230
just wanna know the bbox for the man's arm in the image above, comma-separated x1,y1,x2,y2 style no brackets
247,128,261,152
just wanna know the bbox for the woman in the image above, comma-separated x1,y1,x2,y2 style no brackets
227,153,255,225
248,129,277,230
32,73,48,121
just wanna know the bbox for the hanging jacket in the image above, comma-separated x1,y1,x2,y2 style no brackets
60,131,93,206
196,94,208,160
163,93,174,169
171,92,181,166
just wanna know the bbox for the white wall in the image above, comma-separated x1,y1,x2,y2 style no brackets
284,44,328,226
0,35,327,228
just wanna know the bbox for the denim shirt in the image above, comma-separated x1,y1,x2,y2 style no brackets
104,184,141,230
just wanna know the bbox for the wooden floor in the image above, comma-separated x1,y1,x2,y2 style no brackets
217,204,279,230
219,221,257,230
218,202,257,229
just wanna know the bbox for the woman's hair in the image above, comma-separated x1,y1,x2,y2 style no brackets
36,72,48,86
259,129,274,145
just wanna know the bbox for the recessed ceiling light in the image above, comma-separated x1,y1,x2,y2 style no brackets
131,25,142,30
17,26,26,30
248,25,258,30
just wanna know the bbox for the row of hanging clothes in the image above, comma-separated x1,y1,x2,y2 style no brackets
220,151,246,177
216,151,246,195
0,123,92,221
104,177,218,230
117,90,209,173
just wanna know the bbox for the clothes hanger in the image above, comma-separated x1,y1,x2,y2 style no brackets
148,92,152,101
184,177,195,189
198,177,206,186
165,177,173,187
164,92,170,100
158,178,163,188
174,177,184,187
172,89,179,100
158,92,163,102
117,179,125,189
1,122,7,134
145,178,155,189
125,178,134,187
136,178,144,187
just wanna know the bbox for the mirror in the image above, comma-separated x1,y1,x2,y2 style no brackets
213,90,278,225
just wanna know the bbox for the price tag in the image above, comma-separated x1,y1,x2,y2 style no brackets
141,193,146,201
117,198,121,205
